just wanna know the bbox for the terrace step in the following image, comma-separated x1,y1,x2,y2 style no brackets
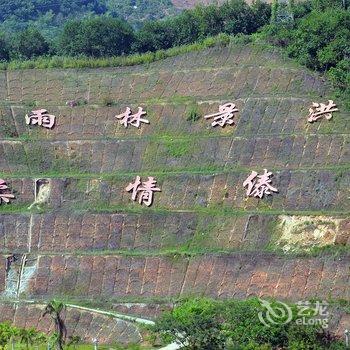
1,213,349,254
1,253,349,301
0,302,142,345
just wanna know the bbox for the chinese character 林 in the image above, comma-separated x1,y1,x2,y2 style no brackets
115,107,150,128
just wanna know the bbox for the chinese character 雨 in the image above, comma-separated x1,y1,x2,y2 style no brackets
25,109,56,129
307,100,338,123
115,107,149,128
204,103,239,127
243,169,278,199
0,179,15,204
125,176,161,207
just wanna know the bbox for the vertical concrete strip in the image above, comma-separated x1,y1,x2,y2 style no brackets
28,214,34,253
16,255,27,297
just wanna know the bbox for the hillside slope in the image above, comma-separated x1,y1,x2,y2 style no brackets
0,42,349,344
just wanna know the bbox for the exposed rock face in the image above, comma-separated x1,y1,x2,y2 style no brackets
0,43,349,343
275,216,349,252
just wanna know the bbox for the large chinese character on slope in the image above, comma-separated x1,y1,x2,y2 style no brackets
0,179,15,204
204,103,239,127
125,176,161,207
243,169,278,199
25,109,56,129
115,107,149,128
307,100,338,123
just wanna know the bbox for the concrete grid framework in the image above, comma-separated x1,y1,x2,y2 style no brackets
0,43,349,343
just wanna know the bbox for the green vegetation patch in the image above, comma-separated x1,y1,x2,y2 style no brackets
153,297,347,349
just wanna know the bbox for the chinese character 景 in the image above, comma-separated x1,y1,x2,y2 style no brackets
125,176,161,207
307,100,338,123
243,169,278,199
0,179,15,204
25,109,56,129
115,107,149,128
204,103,239,127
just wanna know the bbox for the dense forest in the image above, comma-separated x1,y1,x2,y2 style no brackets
0,0,348,107
0,0,271,59
0,0,177,36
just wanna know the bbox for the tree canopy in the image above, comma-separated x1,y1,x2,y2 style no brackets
58,17,135,57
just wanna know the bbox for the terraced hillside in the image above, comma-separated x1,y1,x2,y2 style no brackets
0,43,349,344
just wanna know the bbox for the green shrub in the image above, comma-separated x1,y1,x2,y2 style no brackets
0,322,47,349
286,9,350,71
0,34,232,70
102,97,114,107
0,322,16,349
10,28,50,60
154,298,345,350
0,33,9,61
259,5,350,110
328,59,350,109
154,298,226,349
186,104,201,122
58,17,135,57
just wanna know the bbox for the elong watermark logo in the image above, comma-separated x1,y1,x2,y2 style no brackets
258,299,329,329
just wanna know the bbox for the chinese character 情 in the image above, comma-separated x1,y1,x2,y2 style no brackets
243,169,278,199
25,109,56,129
115,107,149,128
0,179,15,204
204,103,239,127
307,100,338,123
125,176,161,206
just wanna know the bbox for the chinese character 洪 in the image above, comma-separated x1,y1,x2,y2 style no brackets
204,103,239,127
125,176,161,206
25,109,56,129
243,169,278,199
307,100,338,123
115,107,149,128
0,179,15,204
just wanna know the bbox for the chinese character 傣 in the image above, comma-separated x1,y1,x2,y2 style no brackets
204,103,239,127
25,109,56,129
125,176,161,206
307,100,338,123
243,169,278,199
115,107,149,128
0,179,15,204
